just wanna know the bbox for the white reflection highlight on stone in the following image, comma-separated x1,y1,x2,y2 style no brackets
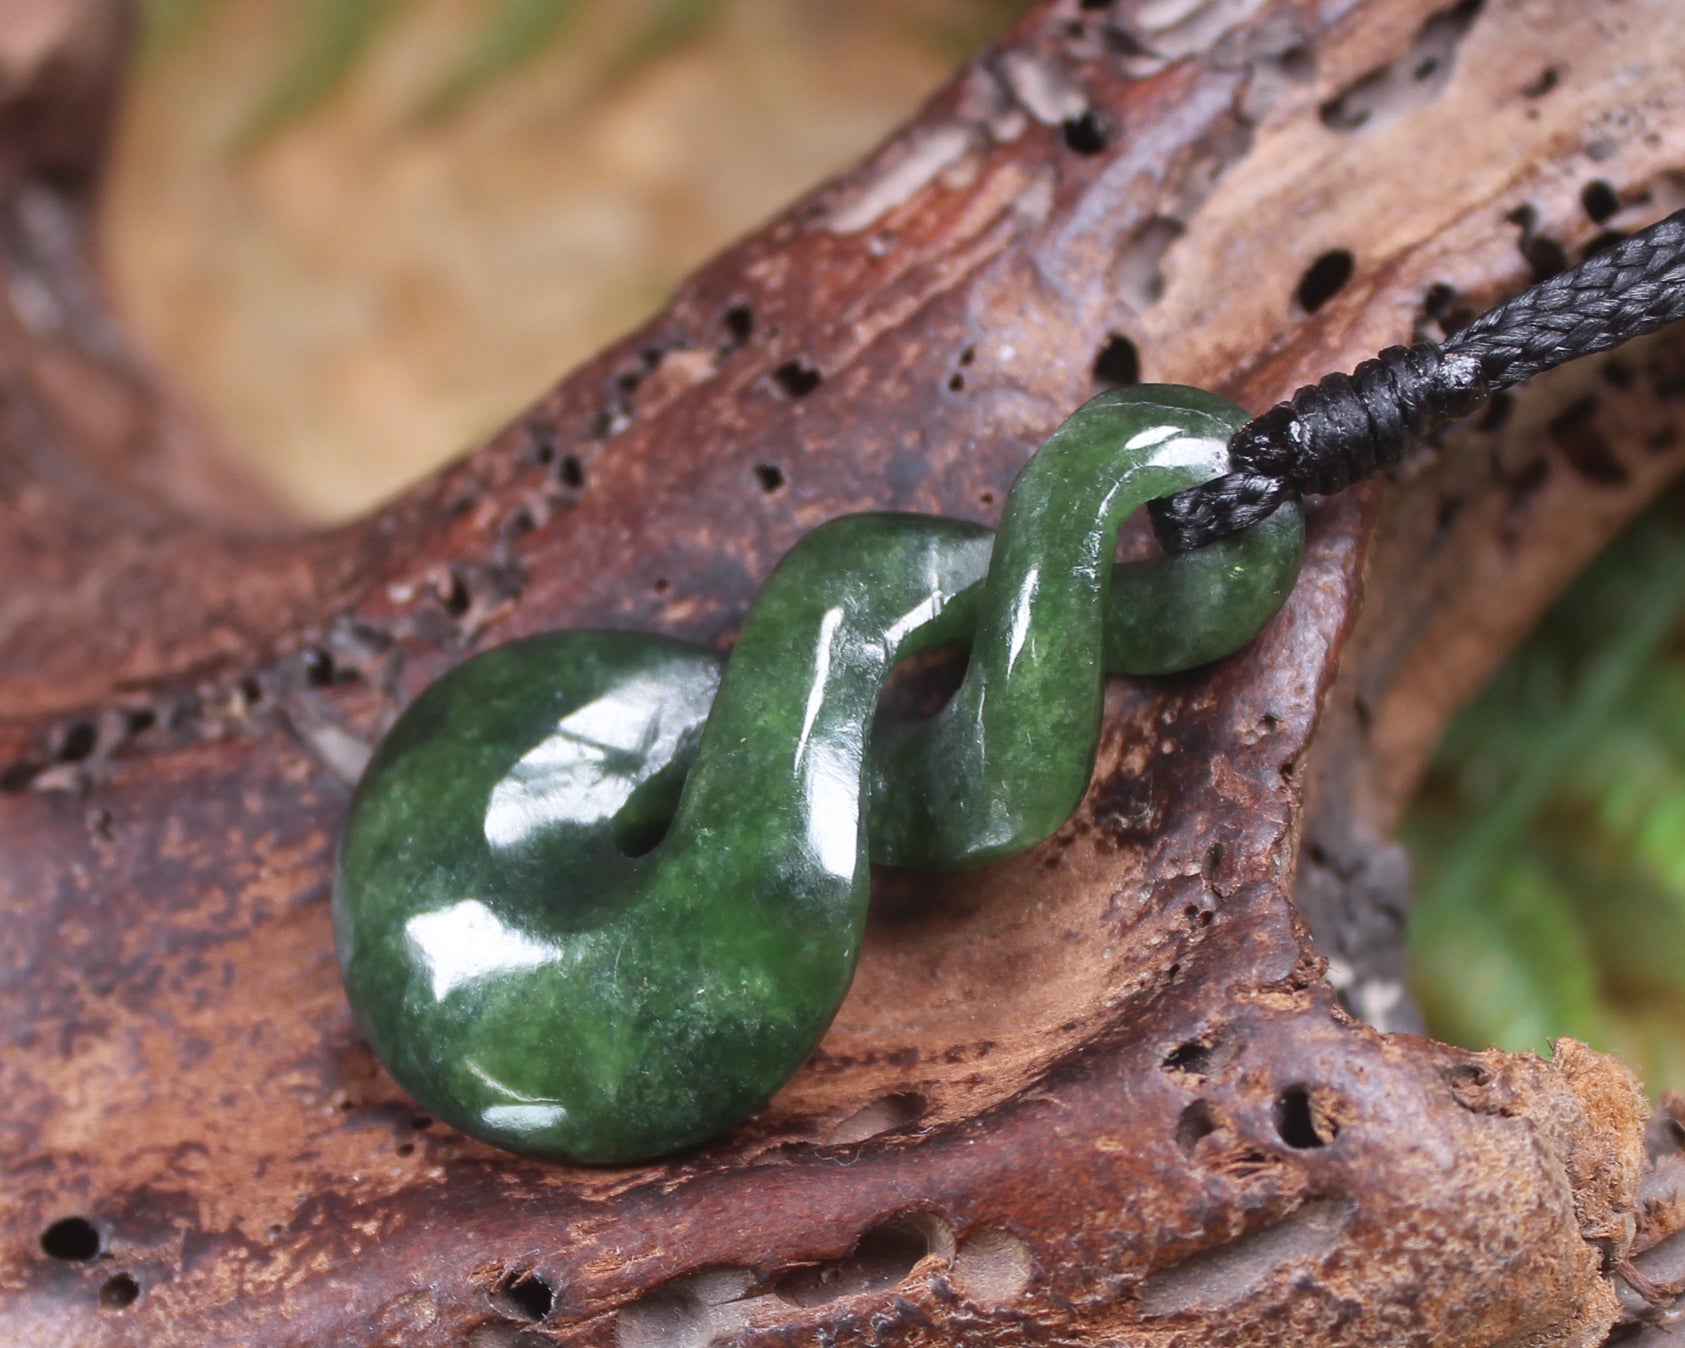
1124,422,1182,452
405,898,551,999
803,738,859,878
483,671,672,853
883,591,943,649
1005,570,1039,672
789,606,858,879
483,1103,570,1133
793,606,845,770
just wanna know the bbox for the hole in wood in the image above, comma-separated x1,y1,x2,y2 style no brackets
1274,1084,1342,1148
0,761,40,792
1526,232,1569,280
1061,110,1115,155
1507,203,1569,281
1421,280,1477,337
1295,250,1353,314
125,705,159,738
1163,1027,1238,1080
772,360,821,398
526,424,557,465
439,570,471,618
54,722,98,763
98,1273,140,1310
1164,1040,1213,1076
1176,1099,1220,1153
773,1217,947,1307
492,1269,555,1323
1581,179,1620,223
1092,332,1140,388
951,1227,1032,1302
755,463,785,493
825,1091,928,1145
614,1268,761,1348
1136,1199,1355,1316
723,303,754,345
40,1217,101,1261
302,647,337,687
1318,0,1483,131
1112,216,1183,309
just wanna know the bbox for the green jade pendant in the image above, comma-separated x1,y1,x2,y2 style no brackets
333,385,1305,1163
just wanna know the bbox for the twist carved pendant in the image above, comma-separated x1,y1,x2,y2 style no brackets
333,385,1305,1163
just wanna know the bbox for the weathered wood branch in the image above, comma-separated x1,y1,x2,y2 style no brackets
3,0,1685,1343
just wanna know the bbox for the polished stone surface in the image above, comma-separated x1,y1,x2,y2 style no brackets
333,385,1305,1162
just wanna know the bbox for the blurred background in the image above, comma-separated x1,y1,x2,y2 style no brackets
1408,493,1685,1097
106,0,1684,1094
108,0,1026,518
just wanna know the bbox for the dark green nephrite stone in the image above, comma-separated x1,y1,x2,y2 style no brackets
333,385,1305,1163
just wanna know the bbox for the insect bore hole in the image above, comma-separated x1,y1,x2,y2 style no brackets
1296,249,1354,313
723,303,754,345
493,1269,556,1323
1274,1084,1341,1148
99,1274,140,1310
1581,179,1620,223
772,360,822,398
1092,333,1140,389
1062,110,1116,155
41,1217,101,1261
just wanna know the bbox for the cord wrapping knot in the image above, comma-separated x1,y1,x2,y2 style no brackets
1151,344,1487,553
1153,204,1685,553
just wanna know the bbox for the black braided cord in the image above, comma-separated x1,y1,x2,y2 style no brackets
1150,205,1685,553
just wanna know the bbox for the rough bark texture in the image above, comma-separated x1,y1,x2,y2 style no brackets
3,0,1684,1343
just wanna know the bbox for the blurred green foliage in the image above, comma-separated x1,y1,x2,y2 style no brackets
140,0,1030,146
236,0,407,148
1408,486,1685,1096
419,0,590,122
140,0,230,54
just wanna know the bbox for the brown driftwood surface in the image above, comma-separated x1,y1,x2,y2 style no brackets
4,0,1685,1343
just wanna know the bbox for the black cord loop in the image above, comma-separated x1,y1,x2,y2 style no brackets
1151,205,1685,553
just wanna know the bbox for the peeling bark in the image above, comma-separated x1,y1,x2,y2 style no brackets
3,0,1684,1344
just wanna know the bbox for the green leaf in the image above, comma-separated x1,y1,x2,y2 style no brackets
1410,838,1608,1056
140,0,232,55
1408,495,1685,1096
598,0,729,91
419,0,587,124
235,0,408,151
1542,835,1685,1003
1422,527,1685,907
